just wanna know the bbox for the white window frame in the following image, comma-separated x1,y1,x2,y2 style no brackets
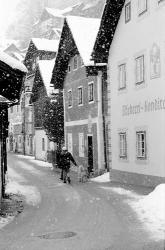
88,82,94,103
118,63,126,89
136,131,147,159
73,55,78,70
119,132,127,159
135,55,145,84
138,0,147,15
125,2,131,23
68,133,73,154
78,86,83,106
68,89,73,108
79,133,84,157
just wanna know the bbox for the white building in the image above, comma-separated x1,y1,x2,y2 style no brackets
31,59,56,161
110,0,165,186
92,0,165,187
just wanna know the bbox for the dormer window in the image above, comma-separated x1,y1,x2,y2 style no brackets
73,55,78,70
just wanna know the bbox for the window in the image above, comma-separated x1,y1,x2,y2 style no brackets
79,133,84,157
88,82,94,103
42,138,45,151
80,57,84,66
136,131,146,159
68,64,71,72
68,133,73,154
118,64,126,89
78,87,83,105
10,106,13,113
119,132,127,159
138,0,147,15
135,55,144,84
73,55,78,70
68,90,72,107
125,2,131,23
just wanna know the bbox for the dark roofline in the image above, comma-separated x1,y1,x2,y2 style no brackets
92,0,125,63
50,18,78,89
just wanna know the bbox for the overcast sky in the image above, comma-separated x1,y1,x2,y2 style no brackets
0,0,20,36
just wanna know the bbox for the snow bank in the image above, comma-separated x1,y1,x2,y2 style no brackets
108,184,165,240
0,50,27,72
6,181,41,206
129,184,165,240
91,172,110,183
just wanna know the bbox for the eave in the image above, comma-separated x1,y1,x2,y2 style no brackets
92,0,125,64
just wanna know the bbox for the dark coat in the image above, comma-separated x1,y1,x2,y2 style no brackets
60,151,77,170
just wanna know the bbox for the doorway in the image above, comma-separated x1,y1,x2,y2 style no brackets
88,135,93,172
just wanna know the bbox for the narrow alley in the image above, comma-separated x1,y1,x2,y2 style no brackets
0,153,164,250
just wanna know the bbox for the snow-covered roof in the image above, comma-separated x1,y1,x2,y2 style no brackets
45,8,65,18
32,38,59,52
0,50,27,73
38,59,55,95
66,16,101,66
45,5,78,17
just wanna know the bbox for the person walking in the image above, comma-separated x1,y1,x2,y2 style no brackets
60,146,77,183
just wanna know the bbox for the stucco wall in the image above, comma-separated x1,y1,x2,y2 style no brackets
35,129,49,161
108,0,165,180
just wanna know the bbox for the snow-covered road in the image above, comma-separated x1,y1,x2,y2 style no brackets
0,153,164,250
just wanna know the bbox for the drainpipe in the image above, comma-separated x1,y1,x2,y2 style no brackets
97,71,105,171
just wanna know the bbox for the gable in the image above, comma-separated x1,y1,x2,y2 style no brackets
51,20,78,89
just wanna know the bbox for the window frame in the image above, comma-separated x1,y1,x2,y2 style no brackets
68,64,71,73
119,132,127,159
135,55,145,85
125,2,131,23
136,131,147,160
73,55,78,70
138,0,147,16
42,138,45,151
68,89,73,108
88,81,94,103
78,86,83,106
118,63,126,90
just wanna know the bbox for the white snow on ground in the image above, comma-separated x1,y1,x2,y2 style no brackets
16,155,53,169
91,172,110,183
16,160,44,176
6,181,41,206
0,216,14,230
101,184,165,241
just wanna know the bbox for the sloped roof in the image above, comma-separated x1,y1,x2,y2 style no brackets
32,38,59,52
92,0,125,63
66,16,100,65
45,7,64,18
0,50,27,73
38,59,55,95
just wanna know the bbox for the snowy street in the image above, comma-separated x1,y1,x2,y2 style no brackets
0,153,164,250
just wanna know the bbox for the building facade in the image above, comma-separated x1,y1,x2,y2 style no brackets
108,0,165,186
31,59,56,161
51,16,108,175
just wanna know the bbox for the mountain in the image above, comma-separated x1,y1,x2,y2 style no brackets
5,0,105,49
